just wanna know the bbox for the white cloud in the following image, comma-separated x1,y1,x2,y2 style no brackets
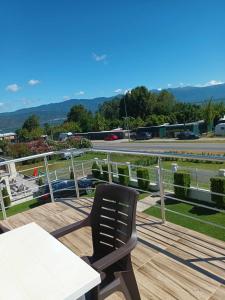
76,91,85,96
0,102,4,107
195,80,224,87
114,88,122,93
157,88,162,91
28,79,40,86
167,83,172,88
63,96,70,100
6,83,20,92
92,53,107,62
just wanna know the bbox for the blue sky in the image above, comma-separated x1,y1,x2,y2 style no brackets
0,0,225,112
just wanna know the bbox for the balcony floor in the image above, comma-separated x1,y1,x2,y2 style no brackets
0,198,225,300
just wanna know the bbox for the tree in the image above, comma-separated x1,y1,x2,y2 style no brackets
201,99,217,132
98,97,120,120
67,105,93,132
119,86,152,119
92,113,107,131
145,114,167,126
22,115,40,132
153,90,176,115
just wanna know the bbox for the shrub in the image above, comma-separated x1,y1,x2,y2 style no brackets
174,171,190,199
210,177,225,207
92,162,101,179
2,187,11,208
70,170,74,179
137,167,150,190
118,165,129,186
37,176,44,186
102,164,109,182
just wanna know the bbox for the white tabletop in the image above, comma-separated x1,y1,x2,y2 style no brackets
0,222,101,300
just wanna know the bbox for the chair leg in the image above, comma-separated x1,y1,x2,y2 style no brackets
119,268,141,300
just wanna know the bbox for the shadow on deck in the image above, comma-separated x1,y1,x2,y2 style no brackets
0,198,225,300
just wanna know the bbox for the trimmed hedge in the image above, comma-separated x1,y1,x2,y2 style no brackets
174,171,190,199
2,187,11,208
102,165,109,182
137,167,150,190
70,170,74,180
210,177,225,207
92,162,101,179
37,176,44,186
118,165,129,186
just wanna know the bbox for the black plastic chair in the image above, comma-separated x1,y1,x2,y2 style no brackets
52,183,141,300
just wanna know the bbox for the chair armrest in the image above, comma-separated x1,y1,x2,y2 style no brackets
51,217,90,239
92,236,137,272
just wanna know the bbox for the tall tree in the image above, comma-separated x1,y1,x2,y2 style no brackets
119,86,152,119
67,104,93,132
98,97,120,120
201,99,217,132
22,115,40,132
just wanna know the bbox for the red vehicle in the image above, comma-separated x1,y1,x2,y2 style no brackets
104,134,119,141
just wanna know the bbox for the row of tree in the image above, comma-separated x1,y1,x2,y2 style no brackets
14,86,225,142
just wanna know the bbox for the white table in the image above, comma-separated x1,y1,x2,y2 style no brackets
0,222,101,300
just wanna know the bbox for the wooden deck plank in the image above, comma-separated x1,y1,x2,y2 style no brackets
0,198,225,300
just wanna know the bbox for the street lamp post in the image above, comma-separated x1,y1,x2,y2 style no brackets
124,91,131,142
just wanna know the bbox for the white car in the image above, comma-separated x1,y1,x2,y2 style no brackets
60,149,84,160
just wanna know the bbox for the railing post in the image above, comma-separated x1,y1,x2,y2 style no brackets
107,153,112,184
195,168,199,189
158,157,166,223
154,166,160,191
126,162,131,179
44,156,55,203
0,187,7,220
54,170,58,180
70,152,80,199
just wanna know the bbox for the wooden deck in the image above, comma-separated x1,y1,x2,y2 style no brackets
0,198,225,300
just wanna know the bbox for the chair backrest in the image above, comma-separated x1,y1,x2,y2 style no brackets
90,184,139,259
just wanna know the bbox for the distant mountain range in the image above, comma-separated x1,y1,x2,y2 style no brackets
163,83,225,103
1,83,225,132
0,97,111,132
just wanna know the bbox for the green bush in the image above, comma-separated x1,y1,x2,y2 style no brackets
137,167,150,190
2,187,11,208
37,176,44,186
118,165,129,186
174,171,190,199
92,162,101,179
70,170,74,179
102,165,109,182
210,177,225,207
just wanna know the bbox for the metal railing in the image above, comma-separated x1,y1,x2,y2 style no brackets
0,148,225,236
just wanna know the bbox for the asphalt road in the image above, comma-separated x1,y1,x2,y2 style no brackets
93,140,225,153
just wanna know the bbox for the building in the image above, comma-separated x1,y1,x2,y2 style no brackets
0,132,16,143
136,120,205,138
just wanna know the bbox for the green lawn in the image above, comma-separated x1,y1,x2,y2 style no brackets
0,199,42,220
162,160,225,171
145,199,225,241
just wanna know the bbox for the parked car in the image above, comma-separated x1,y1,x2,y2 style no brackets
40,178,93,201
135,132,152,140
60,149,84,160
104,134,119,141
176,131,200,140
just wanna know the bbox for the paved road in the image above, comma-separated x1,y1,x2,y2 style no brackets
93,141,225,153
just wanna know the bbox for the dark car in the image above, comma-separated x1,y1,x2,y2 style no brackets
177,131,200,140
135,132,152,140
40,178,93,201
